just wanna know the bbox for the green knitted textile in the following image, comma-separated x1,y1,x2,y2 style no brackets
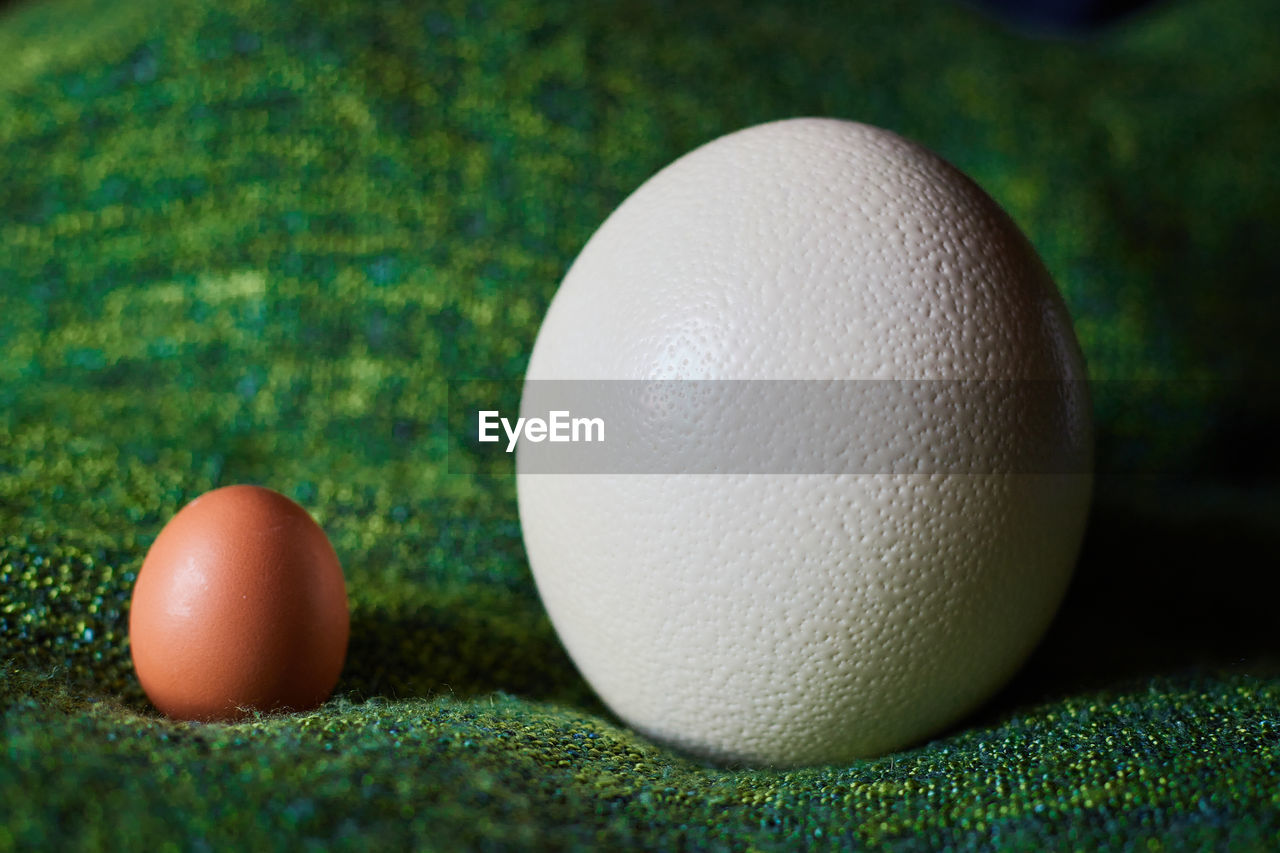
2,0,1278,848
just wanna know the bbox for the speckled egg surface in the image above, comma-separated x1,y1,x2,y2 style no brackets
517,118,1093,767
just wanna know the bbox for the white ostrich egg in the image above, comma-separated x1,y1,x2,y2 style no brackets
516,118,1092,767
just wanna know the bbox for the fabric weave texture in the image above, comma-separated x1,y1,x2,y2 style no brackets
1,0,1278,848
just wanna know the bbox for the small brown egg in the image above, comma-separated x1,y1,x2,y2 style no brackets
129,485,349,721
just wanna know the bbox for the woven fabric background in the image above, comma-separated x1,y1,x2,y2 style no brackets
1,0,1278,848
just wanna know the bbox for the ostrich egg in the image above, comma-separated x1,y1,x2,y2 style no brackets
516,118,1092,767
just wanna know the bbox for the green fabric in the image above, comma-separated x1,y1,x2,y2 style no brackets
2,0,1278,848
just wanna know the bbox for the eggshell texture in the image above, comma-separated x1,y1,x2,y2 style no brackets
517,119,1093,766
129,485,349,721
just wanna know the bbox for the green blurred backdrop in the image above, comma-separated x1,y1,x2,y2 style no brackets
1,0,1278,848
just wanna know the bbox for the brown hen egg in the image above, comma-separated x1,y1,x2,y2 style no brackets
129,485,349,721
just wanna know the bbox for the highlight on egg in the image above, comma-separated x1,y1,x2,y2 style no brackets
129,484,350,722
517,118,1093,767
